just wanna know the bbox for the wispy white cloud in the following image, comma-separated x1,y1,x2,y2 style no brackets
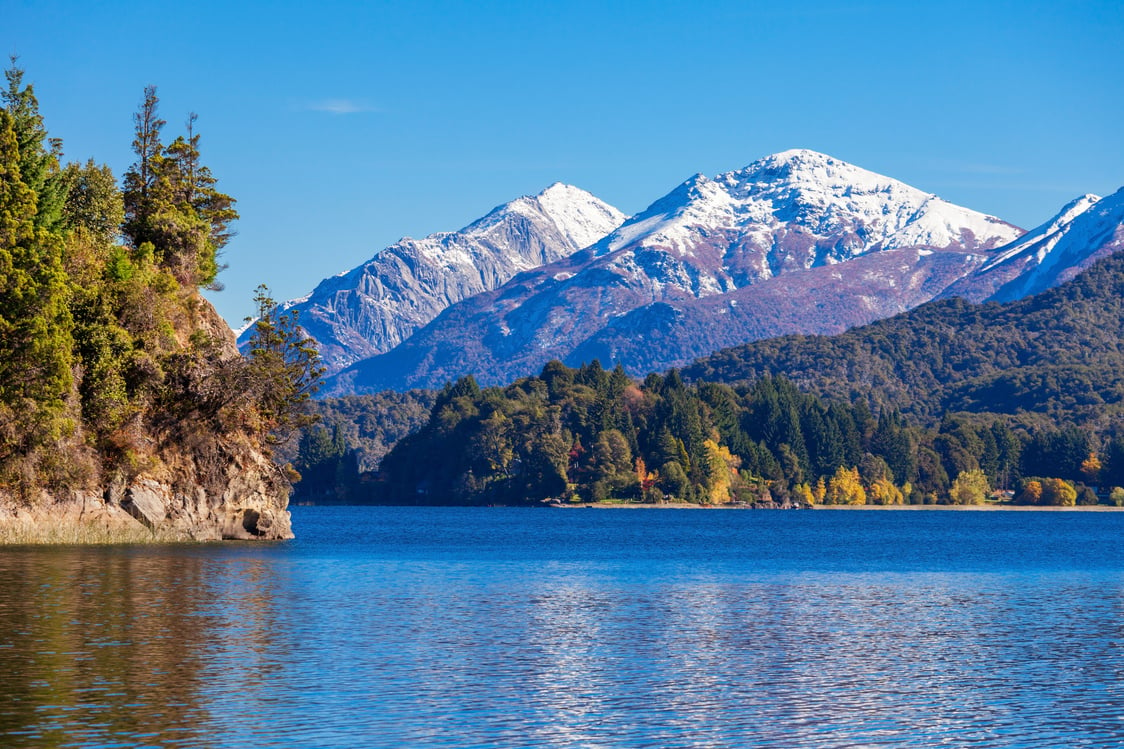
305,98,379,115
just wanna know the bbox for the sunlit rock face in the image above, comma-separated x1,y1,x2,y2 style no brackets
239,183,626,376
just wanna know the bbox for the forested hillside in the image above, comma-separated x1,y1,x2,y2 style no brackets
282,390,435,503
294,251,1124,508
354,362,1124,507
682,252,1124,429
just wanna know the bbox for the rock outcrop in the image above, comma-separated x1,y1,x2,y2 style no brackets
0,296,294,543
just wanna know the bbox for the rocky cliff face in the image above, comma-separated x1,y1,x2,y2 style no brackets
0,296,293,542
240,183,625,375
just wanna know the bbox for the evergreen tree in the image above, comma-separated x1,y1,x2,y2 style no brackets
990,421,1022,489
871,410,915,484
0,109,74,465
802,403,845,479
122,90,236,287
244,285,325,442
1104,435,1124,489
2,58,65,231
161,113,237,287
122,85,165,251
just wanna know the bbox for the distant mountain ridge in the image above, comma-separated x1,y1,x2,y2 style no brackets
326,149,1046,393
571,186,1124,374
679,249,1124,426
938,188,1124,303
238,183,625,373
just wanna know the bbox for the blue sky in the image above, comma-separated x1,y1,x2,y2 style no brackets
3,0,1122,326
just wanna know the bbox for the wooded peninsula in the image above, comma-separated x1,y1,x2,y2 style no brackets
0,62,319,541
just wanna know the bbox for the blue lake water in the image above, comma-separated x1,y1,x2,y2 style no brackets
1,506,1123,748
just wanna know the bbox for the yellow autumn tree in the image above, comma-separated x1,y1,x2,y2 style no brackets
1080,453,1102,484
868,477,904,505
812,476,827,504
950,469,990,505
635,456,660,503
1018,479,1043,505
702,438,739,504
827,466,866,505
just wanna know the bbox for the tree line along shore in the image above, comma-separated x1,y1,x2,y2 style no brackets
289,363,1124,509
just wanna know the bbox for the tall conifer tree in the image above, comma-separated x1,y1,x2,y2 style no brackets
122,84,164,251
123,90,236,288
2,58,65,232
0,109,74,459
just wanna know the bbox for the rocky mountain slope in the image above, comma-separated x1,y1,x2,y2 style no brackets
326,149,1033,392
240,183,625,374
938,188,1124,302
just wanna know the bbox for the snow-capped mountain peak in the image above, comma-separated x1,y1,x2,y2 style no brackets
238,183,626,374
516,182,627,250
603,150,1021,266
463,183,625,254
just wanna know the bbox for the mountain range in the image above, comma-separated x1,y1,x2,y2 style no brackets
253,149,1123,394
238,183,624,372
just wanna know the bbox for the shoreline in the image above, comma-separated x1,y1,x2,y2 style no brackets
812,503,1124,511
547,502,1124,511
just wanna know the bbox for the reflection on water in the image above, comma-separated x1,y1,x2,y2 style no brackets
0,549,219,747
1,508,1123,748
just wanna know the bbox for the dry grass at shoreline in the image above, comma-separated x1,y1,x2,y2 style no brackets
0,518,190,545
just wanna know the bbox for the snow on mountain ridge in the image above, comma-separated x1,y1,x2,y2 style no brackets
729,149,1020,250
935,188,1123,303
241,183,626,374
398,183,624,268
986,187,1124,302
602,149,1020,264
979,194,1101,272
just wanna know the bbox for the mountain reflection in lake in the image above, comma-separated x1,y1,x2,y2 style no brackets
1,507,1122,748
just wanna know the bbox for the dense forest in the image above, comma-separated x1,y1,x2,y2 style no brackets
682,253,1124,430
0,62,317,508
283,390,434,503
294,358,1124,507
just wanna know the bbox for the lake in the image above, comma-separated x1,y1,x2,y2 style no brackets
1,506,1122,748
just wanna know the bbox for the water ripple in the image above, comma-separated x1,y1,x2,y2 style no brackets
1,508,1123,747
